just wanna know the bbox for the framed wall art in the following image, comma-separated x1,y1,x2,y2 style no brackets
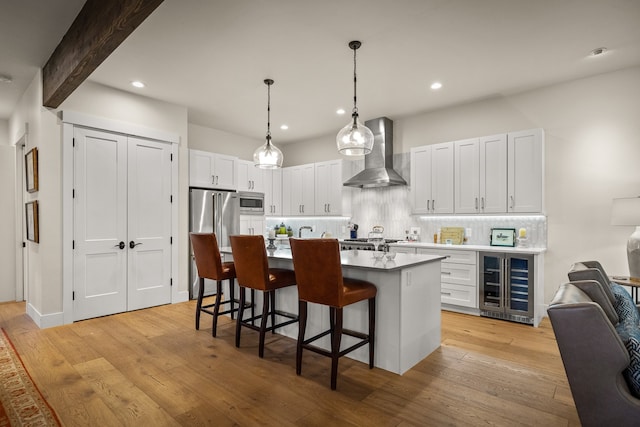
25,147,38,193
26,200,39,243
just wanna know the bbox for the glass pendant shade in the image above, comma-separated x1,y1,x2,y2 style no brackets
253,136,283,169
254,78,283,169
336,113,374,155
337,40,374,156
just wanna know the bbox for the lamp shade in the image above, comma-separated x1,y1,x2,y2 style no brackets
611,197,640,225
253,137,283,169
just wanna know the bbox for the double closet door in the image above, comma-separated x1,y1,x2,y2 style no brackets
73,127,172,321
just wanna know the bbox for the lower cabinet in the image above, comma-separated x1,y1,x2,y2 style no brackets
416,248,478,311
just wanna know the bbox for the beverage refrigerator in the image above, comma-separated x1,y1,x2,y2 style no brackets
479,252,535,325
189,188,240,299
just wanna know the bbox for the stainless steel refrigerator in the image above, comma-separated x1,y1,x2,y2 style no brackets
189,188,240,299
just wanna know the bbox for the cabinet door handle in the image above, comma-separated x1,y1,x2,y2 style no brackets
327,203,330,213
475,197,478,210
509,195,514,209
441,271,451,275
427,200,430,211
481,197,485,210
441,292,452,296
211,175,215,184
432,199,435,212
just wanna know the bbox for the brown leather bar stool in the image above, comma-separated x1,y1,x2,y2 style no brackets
290,238,377,390
190,233,238,337
229,235,299,358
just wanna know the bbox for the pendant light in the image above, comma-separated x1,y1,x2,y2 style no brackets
336,40,374,156
254,78,283,169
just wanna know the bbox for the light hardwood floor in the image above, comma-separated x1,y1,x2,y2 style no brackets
0,300,580,426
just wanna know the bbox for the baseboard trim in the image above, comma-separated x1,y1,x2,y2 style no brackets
26,303,64,329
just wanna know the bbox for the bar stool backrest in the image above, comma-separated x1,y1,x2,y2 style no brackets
290,238,344,307
190,233,224,280
230,235,270,291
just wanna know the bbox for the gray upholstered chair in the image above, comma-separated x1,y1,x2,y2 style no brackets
548,281,640,426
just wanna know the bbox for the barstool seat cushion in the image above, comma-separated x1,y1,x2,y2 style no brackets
268,268,297,290
221,262,235,279
341,277,377,307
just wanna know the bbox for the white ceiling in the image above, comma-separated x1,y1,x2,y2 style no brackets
2,0,640,144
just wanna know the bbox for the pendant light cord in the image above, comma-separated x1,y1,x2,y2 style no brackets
266,80,272,144
352,45,358,118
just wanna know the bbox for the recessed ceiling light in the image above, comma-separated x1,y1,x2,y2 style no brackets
336,108,346,115
430,82,442,90
131,81,145,88
280,124,289,130
590,47,608,57
0,74,13,84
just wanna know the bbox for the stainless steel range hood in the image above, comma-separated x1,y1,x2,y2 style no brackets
343,117,407,188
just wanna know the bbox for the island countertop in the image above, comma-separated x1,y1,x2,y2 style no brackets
219,247,445,271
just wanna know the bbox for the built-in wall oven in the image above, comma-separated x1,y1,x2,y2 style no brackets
238,191,264,215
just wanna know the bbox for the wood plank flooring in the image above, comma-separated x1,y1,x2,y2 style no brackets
0,300,580,426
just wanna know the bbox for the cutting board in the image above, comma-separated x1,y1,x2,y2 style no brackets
440,227,465,245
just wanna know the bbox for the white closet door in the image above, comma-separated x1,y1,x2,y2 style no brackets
73,128,128,321
127,137,172,310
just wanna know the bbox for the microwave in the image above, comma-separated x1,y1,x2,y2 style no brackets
238,191,264,215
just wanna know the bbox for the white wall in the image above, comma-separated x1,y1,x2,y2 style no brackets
0,119,16,301
188,123,260,160
284,66,640,304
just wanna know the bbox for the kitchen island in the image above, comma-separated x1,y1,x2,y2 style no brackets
220,247,445,375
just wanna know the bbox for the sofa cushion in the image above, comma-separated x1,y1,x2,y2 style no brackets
612,283,640,397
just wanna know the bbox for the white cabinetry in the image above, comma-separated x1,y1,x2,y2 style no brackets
240,215,265,236
410,142,454,214
455,134,507,213
282,163,315,215
508,128,544,213
189,149,236,189
236,159,264,193
417,248,478,311
315,160,347,215
264,168,282,216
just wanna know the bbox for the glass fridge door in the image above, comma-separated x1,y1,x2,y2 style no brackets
506,254,534,318
480,253,503,311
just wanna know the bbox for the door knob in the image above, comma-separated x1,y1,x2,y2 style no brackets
114,241,125,250
129,241,142,249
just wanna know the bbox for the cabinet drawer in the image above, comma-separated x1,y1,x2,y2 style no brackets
441,262,477,286
418,248,476,264
441,283,477,308
390,246,417,254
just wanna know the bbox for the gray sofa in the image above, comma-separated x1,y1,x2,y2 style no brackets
548,273,640,425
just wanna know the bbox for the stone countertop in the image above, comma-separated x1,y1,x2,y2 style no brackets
387,241,546,255
219,247,445,271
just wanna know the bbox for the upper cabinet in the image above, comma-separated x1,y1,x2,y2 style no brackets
314,159,349,215
236,159,264,193
264,168,282,216
455,134,508,214
507,128,544,213
282,163,315,215
411,128,543,215
189,149,237,190
410,142,454,214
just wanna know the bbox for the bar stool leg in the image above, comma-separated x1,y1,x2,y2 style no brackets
330,307,343,390
211,280,223,337
271,290,277,334
296,300,308,375
229,278,235,320
236,287,246,348
259,291,271,358
196,277,205,330
369,297,376,369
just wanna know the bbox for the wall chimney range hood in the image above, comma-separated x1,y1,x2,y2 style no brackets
343,117,407,188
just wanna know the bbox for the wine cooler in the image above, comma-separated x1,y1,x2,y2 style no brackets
479,252,534,325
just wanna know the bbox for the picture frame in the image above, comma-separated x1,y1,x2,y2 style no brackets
26,200,39,243
490,228,515,247
25,147,38,193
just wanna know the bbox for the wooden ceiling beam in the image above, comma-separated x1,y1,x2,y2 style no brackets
42,0,164,108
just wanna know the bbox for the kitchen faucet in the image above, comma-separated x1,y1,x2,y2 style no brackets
298,226,313,238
